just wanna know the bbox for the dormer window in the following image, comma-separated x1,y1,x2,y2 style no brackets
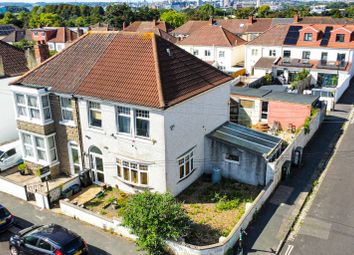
336,34,345,42
304,33,313,41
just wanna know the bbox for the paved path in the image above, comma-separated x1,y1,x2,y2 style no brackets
0,192,142,255
280,88,354,255
243,84,354,254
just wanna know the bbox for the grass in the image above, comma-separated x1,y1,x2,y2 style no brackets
84,187,129,218
177,175,261,246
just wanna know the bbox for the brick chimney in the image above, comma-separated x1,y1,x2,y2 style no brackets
77,27,83,37
122,21,126,30
248,16,255,24
25,48,37,70
34,41,49,64
294,14,300,23
209,16,214,25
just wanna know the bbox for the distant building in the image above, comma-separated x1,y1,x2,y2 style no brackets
0,24,18,41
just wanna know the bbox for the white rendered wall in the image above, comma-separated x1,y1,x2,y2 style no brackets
0,77,19,145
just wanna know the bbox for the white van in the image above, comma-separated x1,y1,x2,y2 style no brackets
0,141,23,172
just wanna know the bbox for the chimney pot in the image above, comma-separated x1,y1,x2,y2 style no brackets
248,16,255,24
294,14,300,23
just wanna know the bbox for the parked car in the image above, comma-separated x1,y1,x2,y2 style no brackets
9,224,88,255
0,204,14,232
0,141,22,172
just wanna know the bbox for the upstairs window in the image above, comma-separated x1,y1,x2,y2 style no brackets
336,34,345,42
219,51,225,58
135,110,150,138
42,95,51,121
88,101,102,128
304,33,313,41
117,106,131,134
33,32,38,36
283,50,291,58
269,50,276,57
60,97,73,122
302,51,311,60
193,49,199,56
16,94,26,117
28,96,40,119
205,50,211,56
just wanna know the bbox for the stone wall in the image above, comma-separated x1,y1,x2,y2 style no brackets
17,120,55,135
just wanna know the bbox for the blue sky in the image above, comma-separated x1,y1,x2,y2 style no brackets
9,0,123,3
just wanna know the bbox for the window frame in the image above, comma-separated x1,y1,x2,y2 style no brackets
116,159,149,186
302,51,311,60
178,149,195,181
193,49,199,56
218,51,225,58
88,101,102,129
304,33,313,41
283,50,291,58
269,50,276,57
335,34,345,43
68,141,82,175
225,153,240,164
251,49,258,56
117,106,131,135
204,50,211,57
60,96,74,124
135,109,150,138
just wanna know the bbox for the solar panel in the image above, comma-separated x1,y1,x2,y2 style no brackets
283,26,302,45
320,26,333,47
0,25,16,36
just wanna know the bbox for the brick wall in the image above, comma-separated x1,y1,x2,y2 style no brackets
50,94,84,176
25,161,61,177
268,101,311,130
17,120,55,135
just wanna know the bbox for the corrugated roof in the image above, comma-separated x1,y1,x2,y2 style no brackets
208,122,282,156
14,31,232,109
0,41,29,77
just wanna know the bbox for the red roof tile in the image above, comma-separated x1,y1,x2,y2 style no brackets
14,32,232,109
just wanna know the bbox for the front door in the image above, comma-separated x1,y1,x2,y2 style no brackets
90,153,104,184
261,101,269,122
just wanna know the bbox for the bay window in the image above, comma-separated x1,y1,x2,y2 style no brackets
88,101,102,128
20,132,58,165
60,97,73,123
117,159,148,186
178,149,195,180
13,93,52,124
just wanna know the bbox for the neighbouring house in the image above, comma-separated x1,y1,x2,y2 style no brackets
124,20,177,43
10,31,238,196
0,41,29,144
230,87,320,130
245,23,354,109
206,122,282,186
177,24,246,73
89,23,114,32
30,27,84,52
171,16,293,41
0,24,18,40
1,29,32,44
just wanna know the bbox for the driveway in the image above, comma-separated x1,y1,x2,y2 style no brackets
0,192,142,255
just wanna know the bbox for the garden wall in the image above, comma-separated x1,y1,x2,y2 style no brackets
0,175,28,201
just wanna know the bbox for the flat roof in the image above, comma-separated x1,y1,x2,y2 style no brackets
231,87,271,98
208,122,282,157
263,91,319,105
231,87,319,105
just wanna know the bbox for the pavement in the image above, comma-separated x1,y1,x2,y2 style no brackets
0,192,142,255
243,84,354,254
279,87,354,255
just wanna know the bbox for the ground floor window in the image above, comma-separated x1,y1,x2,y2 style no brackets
317,73,338,88
20,132,58,165
178,149,195,180
116,159,148,186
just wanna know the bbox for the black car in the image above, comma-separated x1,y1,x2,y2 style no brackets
9,224,88,255
0,204,14,232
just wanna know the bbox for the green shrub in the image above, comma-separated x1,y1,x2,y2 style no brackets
216,198,241,211
18,163,27,172
122,191,191,255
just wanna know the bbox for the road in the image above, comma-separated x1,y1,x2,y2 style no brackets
280,88,354,255
0,192,142,255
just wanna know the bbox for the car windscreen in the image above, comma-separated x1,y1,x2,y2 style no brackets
0,208,10,219
62,237,84,253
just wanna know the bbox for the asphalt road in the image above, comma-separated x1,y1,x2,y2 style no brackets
0,192,142,255
280,86,354,255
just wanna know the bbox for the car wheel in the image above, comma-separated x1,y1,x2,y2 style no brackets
10,246,19,255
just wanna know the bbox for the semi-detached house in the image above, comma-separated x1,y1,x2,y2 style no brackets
10,31,236,196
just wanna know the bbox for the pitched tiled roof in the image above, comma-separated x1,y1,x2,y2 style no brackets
254,57,276,69
297,17,354,25
177,25,246,47
245,18,273,33
14,32,232,109
171,20,210,35
0,41,29,77
0,24,17,36
124,21,172,33
247,24,289,46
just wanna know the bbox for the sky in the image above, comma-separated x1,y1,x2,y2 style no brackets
6,0,124,3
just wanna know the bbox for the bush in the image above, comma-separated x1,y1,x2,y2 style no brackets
122,191,191,255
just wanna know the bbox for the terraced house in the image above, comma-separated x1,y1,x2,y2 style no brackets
10,31,236,195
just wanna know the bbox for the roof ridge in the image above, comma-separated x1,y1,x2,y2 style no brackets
151,34,166,108
220,26,233,47
11,32,91,86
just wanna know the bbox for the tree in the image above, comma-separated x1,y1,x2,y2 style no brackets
257,5,270,18
160,10,187,28
198,4,215,20
13,39,35,50
105,4,135,29
122,192,190,255
0,12,16,25
233,7,255,19
29,13,62,28
346,6,354,18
